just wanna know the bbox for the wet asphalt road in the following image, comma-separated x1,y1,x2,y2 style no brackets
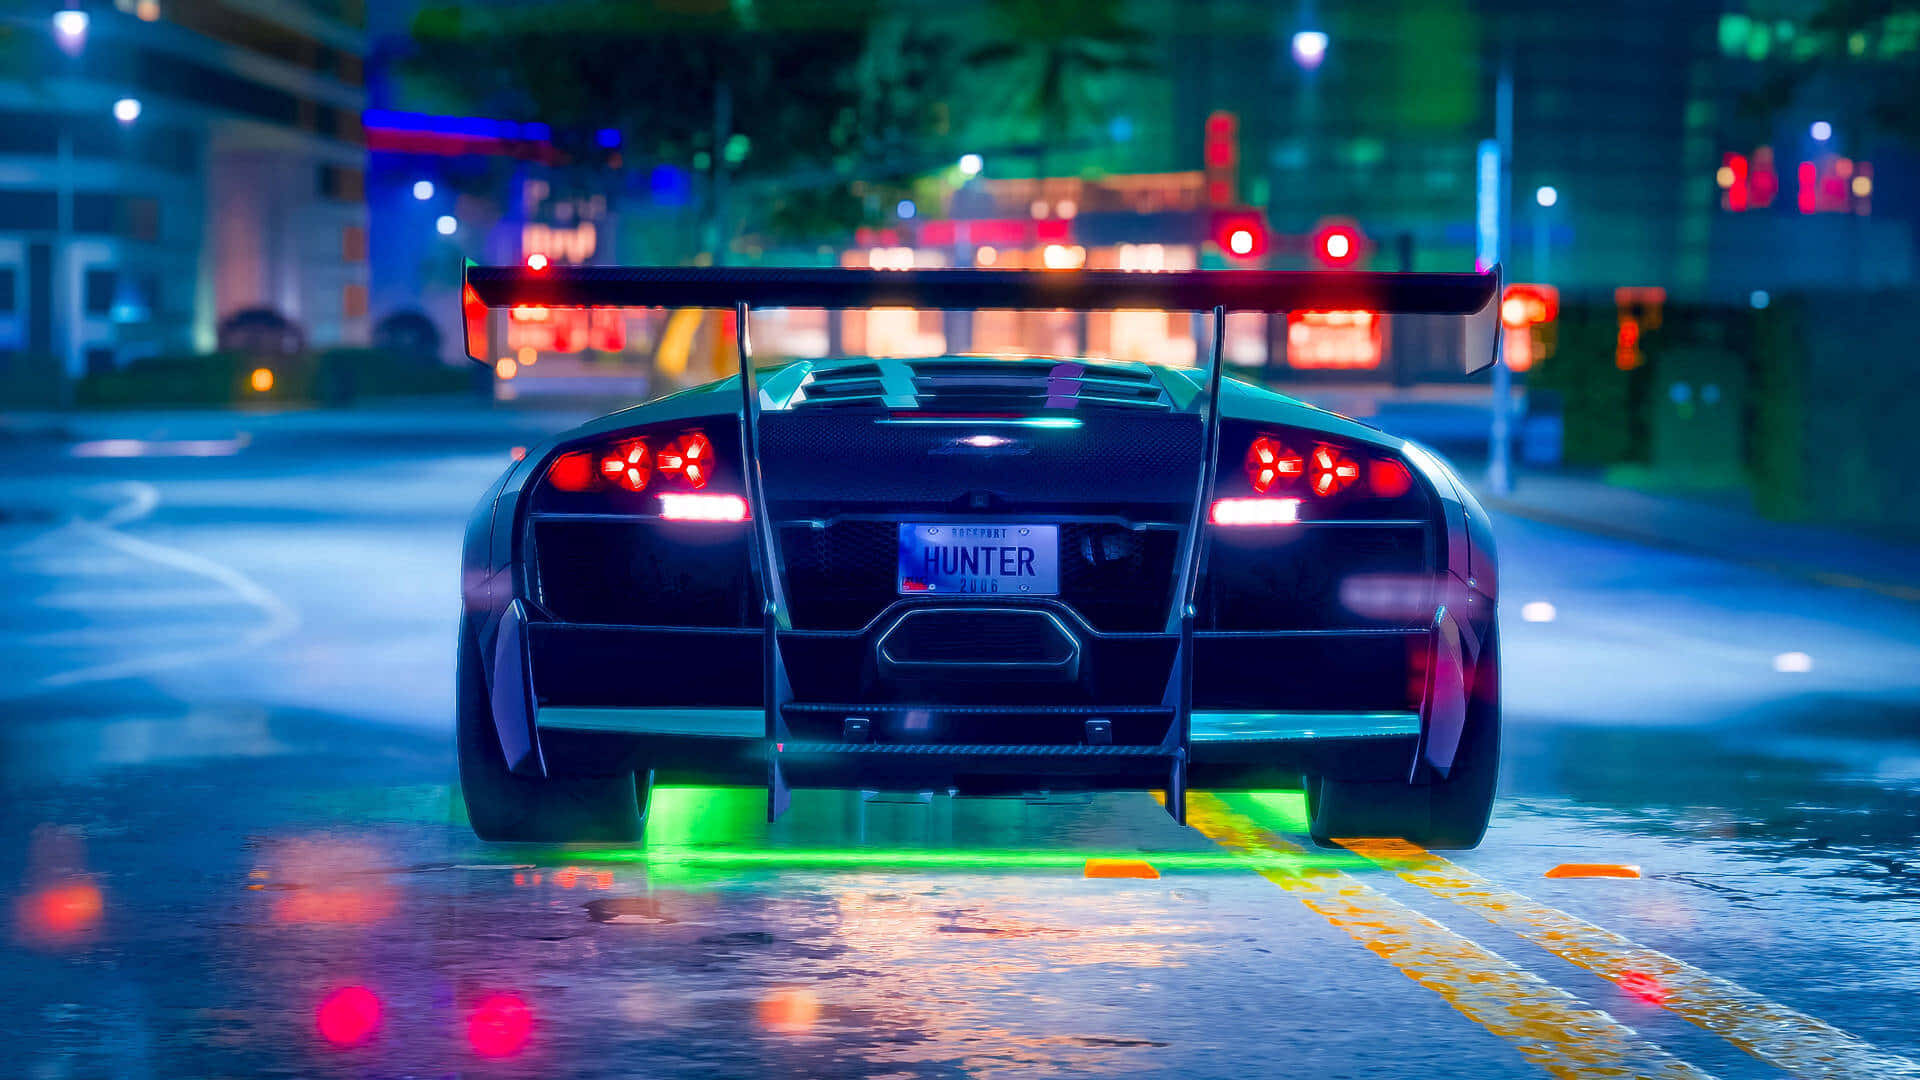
3,405,1919,1079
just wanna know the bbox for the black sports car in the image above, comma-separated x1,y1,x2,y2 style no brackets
455,266,1502,848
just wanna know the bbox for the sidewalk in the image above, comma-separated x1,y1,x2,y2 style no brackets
1469,469,1920,604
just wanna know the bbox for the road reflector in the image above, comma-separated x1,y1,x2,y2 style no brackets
1085,858,1159,879
1545,863,1642,879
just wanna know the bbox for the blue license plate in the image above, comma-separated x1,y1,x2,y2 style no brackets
897,523,1059,596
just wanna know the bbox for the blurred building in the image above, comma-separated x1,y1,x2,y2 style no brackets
345,0,1915,391
1059,0,1917,302
0,0,368,378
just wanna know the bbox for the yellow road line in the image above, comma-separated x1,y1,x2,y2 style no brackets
1188,794,1714,1080
1338,837,1920,1080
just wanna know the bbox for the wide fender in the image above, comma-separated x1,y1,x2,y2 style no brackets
1414,606,1469,781
489,600,546,776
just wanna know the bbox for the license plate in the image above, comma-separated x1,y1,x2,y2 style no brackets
897,523,1059,596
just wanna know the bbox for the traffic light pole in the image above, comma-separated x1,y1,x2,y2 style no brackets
1487,57,1515,496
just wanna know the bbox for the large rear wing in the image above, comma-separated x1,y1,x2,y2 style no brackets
461,263,1504,375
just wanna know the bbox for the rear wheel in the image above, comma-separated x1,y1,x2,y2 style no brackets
1306,626,1500,850
456,622,653,843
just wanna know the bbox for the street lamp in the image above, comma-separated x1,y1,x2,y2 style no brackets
53,8,88,55
1533,187,1558,281
1291,30,1328,71
435,215,458,236
957,153,983,178
412,180,435,201
1810,120,1832,142
113,98,142,125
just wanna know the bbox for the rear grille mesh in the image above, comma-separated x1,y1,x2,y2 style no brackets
1200,525,1434,631
792,358,1169,412
533,520,757,627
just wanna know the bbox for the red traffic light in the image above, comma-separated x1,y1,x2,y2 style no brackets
1311,221,1364,268
1210,211,1268,260
1501,283,1560,328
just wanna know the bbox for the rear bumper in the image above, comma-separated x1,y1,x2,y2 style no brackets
533,704,1421,788
497,609,1464,793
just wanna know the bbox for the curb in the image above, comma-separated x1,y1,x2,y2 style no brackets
1482,497,1920,605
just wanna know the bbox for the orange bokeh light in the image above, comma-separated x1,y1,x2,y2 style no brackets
17,881,104,944
757,988,821,1033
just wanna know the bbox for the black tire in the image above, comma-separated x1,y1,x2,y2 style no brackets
456,621,653,843
1306,625,1500,850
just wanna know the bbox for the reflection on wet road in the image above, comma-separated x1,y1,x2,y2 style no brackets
4,409,1920,1077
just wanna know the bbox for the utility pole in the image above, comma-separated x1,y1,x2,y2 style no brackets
1487,56,1514,495
56,128,75,406
705,81,732,266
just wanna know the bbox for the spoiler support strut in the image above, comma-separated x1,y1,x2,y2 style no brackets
734,301,795,822
1158,305,1230,824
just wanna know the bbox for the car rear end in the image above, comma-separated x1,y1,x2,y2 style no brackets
500,358,1464,812
457,263,1500,835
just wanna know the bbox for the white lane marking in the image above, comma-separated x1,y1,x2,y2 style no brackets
94,480,161,528
32,482,300,690
69,435,249,459
20,555,148,576
34,588,251,611
22,625,238,649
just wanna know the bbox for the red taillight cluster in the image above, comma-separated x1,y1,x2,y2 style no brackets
600,441,651,491
656,431,713,489
1245,436,1304,492
543,429,720,496
1243,435,1411,500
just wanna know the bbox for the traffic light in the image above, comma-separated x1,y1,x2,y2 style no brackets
1501,284,1559,329
1204,111,1238,206
1209,211,1268,261
1500,283,1560,373
1311,221,1364,268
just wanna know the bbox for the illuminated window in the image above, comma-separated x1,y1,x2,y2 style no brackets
1287,311,1382,370
343,283,368,319
342,225,367,263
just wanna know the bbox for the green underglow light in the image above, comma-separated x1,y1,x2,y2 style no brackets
1237,791,1314,834
569,845,1384,874
556,787,1405,876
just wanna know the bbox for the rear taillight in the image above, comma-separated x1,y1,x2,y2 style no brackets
599,441,651,492
1368,458,1413,498
1245,436,1304,493
657,432,713,489
1240,434,1406,500
540,427,732,510
1223,431,1423,524
545,450,597,492
1308,445,1359,496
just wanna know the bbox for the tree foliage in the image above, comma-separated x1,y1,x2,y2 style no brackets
406,0,954,242
1745,0,1920,147
961,0,1154,174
